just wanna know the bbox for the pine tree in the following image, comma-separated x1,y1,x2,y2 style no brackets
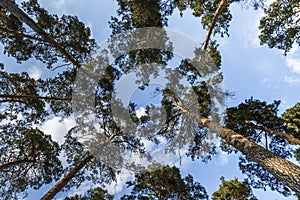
212,176,257,200
121,164,208,200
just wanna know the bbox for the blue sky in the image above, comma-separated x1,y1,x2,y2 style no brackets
4,0,300,199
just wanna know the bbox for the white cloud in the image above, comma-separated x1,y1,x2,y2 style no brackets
216,151,229,166
28,65,42,80
135,107,146,118
231,5,263,48
261,77,272,85
51,0,66,11
284,76,300,85
40,116,76,144
286,57,300,74
106,170,132,195
285,43,300,74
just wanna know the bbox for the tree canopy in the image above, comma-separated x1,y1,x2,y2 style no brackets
0,0,300,199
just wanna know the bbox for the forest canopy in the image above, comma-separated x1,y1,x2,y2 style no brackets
0,0,300,199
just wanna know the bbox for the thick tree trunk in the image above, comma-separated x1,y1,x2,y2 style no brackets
198,117,300,195
0,0,81,68
40,154,94,200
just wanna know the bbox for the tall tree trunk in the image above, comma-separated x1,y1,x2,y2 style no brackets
40,154,94,200
199,116,300,194
175,102,300,194
0,0,81,68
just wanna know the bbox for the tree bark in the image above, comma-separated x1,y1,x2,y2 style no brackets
175,102,300,194
0,0,81,68
200,117,300,195
40,154,94,200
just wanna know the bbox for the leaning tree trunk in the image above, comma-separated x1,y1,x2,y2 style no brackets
198,117,300,195
41,154,94,200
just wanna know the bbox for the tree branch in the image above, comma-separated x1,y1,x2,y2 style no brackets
244,120,300,145
0,94,71,101
202,0,228,51
174,102,300,194
0,159,35,171
0,0,81,68
0,26,46,42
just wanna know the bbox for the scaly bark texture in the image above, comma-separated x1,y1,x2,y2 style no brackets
198,117,300,195
40,154,94,200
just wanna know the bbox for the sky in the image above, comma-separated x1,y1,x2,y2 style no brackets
3,0,300,199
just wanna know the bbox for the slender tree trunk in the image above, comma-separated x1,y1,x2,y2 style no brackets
202,0,228,50
0,0,81,68
198,116,300,194
41,154,94,200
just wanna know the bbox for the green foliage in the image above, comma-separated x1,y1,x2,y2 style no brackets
282,102,300,160
0,121,62,199
0,0,95,198
0,70,45,122
174,0,232,37
212,176,257,200
0,0,96,68
121,164,208,200
64,187,113,200
259,0,300,53
110,0,175,33
282,102,300,139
